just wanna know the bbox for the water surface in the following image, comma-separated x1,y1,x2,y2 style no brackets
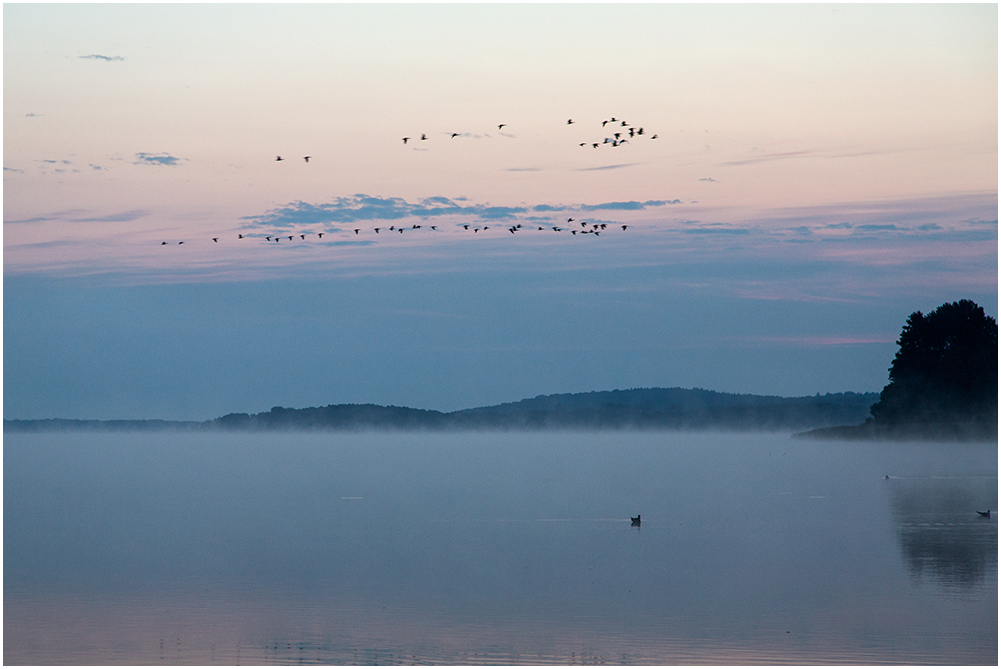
4,431,997,664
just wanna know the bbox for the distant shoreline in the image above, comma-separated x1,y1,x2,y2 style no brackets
4,388,881,435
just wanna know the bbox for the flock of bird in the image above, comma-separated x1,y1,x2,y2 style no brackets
160,116,652,247
160,217,631,246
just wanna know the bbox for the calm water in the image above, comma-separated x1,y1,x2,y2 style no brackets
4,431,997,665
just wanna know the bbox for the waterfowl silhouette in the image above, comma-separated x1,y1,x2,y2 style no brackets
498,124,506,130
402,137,410,144
212,238,218,242
161,241,167,245
238,234,244,239
631,515,641,526
276,156,283,161
978,510,991,518
317,233,324,239
421,134,427,140
451,132,460,139
303,156,310,163
567,119,574,124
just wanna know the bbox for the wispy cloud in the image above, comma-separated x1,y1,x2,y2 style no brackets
134,153,181,167
4,167,25,174
699,177,718,183
722,150,819,167
79,54,124,62
241,195,683,230
575,163,642,172
24,113,43,118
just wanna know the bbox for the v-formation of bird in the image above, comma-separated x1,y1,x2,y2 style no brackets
161,117,646,246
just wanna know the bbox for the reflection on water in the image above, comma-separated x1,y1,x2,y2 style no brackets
4,432,997,665
889,476,998,589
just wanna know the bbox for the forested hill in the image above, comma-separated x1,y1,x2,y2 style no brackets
4,388,879,432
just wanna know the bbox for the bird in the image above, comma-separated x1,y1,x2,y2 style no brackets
498,124,506,130
266,236,272,241
463,224,470,230
238,234,244,239
631,515,641,526
374,228,381,233
402,137,410,144
421,134,427,140
651,134,658,139
621,225,628,231
288,236,293,241
318,233,324,239
303,156,310,163
977,510,991,518
430,226,437,231
300,234,306,240
567,119,574,124
276,156,283,161
160,241,167,245
451,132,460,139
567,218,574,223
212,238,218,242
178,241,184,245
354,229,360,235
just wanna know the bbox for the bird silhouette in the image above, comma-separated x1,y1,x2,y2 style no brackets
276,156,283,161
303,156,310,163
978,510,991,518
451,133,460,139
567,119,574,124
178,241,184,245
402,137,410,144
374,228,381,233
498,124,506,130
421,134,427,140
161,241,167,245
354,229,360,235
621,225,628,231
631,515,641,526
318,233,324,239
238,234,244,239
212,238,218,242
300,234,306,240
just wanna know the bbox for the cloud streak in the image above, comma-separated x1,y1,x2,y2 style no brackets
79,54,124,61
242,195,681,230
134,153,181,166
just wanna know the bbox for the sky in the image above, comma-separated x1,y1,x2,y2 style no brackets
3,4,997,421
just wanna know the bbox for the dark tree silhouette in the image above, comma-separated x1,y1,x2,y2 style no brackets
870,300,997,424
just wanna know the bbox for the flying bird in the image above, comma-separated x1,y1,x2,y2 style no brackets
161,241,167,245
621,225,628,231
276,156,283,161
451,132,460,138
300,234,306,240
318,233,324,239
374,228,381,233
212,238,218,242
402,137,410,144
354,229,360,235
498,124,506,130
238,234,244,239
421,134,427,140
567,119,574,124
303,156,310,163
978,510,991,518
631,515,641,526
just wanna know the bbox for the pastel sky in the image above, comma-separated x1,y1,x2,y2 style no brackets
4,4,997,420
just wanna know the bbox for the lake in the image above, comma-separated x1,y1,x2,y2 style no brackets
4,431,997,665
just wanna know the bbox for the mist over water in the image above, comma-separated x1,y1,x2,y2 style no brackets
4,431,996,664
